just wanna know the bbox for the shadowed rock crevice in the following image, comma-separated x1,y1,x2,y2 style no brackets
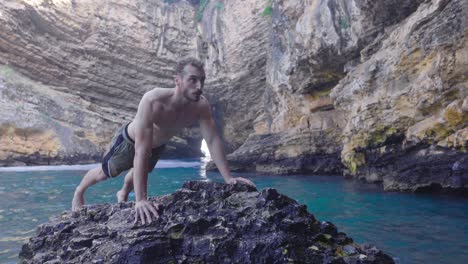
19,181,394,264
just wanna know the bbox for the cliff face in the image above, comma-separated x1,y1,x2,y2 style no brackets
1,0,466,193
212,0,426,174
330,0,468,192
196,0,270,153
204,0,467,193
0,69,105,165
0,0,202,165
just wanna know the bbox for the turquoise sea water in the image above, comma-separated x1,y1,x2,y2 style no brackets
0,159,467,264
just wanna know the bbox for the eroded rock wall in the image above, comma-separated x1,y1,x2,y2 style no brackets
196,0,270,153
330,0,468,192
206,0,467,193
0,0,202,165
216,0,427,175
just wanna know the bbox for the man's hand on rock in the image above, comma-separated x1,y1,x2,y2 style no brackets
134,200,161,225
226,177,256,187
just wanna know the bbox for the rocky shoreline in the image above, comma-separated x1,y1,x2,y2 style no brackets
19,181,394,264
207,138,468,195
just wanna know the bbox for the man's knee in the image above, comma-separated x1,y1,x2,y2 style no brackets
92,167,108,182
124,169,134,179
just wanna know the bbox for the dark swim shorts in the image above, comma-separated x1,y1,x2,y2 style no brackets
102,123,165,178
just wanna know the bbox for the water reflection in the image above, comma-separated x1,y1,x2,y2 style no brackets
199,156,211,182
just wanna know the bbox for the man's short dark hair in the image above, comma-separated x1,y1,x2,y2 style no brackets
175,57,204,76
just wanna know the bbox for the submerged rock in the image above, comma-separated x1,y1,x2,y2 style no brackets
19,181,393,264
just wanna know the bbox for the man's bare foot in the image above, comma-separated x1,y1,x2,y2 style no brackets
116,190,129,203
72,192,84,212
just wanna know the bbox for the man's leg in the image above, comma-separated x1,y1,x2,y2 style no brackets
72,166,107,211
117,168,134,203
116,152,161,203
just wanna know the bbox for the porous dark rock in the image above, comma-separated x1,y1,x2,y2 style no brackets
19,181,394,264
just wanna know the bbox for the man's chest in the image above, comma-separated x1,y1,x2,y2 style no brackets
153,110,198,133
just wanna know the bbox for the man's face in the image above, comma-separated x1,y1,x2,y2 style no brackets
177,65,205,102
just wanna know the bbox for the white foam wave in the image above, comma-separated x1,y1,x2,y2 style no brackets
156,160,201,168
0,159,201,172
0,164,100,172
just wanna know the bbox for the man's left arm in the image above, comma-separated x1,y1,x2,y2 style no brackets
199,97,255,187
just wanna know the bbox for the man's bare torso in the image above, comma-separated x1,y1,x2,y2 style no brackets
126,88,203,148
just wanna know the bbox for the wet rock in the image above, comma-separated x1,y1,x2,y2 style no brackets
343,245,357,255
19,181,394,264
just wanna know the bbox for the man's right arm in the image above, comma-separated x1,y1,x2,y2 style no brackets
133,95,160,224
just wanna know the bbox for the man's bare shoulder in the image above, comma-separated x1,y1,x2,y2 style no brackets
138,88,173,115
144,88,173,102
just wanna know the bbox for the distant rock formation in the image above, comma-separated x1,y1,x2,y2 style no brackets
19,181,394,263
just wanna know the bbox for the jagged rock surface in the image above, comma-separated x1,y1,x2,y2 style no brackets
19,181,394,264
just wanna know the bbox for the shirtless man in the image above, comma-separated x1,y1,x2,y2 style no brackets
72,58,255,224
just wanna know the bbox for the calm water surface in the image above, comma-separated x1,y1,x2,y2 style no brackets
0,159,467,264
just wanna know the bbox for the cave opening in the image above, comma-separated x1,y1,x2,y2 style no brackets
200,139,210,158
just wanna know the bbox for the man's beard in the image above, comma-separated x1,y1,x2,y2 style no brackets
183,89,202,102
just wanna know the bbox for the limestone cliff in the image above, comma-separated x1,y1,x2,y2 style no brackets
202,0,467,194
0,0,466,194
0,0,202,166
197,0,270,153
330,0,468,192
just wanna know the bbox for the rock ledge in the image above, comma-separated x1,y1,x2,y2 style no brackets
20,181,394,264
